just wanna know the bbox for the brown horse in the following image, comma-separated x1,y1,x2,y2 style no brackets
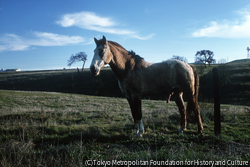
90,36,203,137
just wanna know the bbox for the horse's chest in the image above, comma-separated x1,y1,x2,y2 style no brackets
118,79,141,98
118,80,128,97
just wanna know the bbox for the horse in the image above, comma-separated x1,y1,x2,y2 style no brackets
90,36,203,137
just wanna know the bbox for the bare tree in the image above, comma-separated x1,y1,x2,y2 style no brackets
68,52,87,83
195,50,215,68
171,55,188,63
218,58,227,64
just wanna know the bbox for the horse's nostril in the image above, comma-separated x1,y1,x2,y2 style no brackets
90,66,99,75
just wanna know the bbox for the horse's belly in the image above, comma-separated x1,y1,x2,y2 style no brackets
142,82,171,95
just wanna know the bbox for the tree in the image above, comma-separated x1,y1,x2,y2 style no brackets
218,58,227,64
68,52,87,83
171,55,188,63
195,50,215,68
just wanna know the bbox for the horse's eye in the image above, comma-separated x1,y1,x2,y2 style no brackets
99,50,104,58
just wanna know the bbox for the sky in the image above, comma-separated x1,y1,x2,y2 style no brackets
1,0,250,71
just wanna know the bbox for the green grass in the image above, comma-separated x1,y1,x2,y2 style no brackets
0,90,249,166
227,58,250,64
198,62,250,105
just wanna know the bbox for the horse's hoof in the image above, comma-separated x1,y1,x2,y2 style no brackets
132,131,144,137
198,131,204,136
134,129,139,135
137,133,143,137
178,127,186,133
132,133,142,138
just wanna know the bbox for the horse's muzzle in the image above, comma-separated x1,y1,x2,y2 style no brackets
90,65,100,76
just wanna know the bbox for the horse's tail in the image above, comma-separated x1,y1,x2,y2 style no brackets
190,64,199,101
188,64,203,133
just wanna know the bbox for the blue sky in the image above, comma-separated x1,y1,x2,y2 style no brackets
1,0,250,70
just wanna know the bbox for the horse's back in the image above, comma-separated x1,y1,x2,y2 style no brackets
161,59,195,90
160,59,193,74
140,59,195,95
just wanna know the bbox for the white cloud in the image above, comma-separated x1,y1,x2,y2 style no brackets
32,32,84,46
192,9,250,38
57,11,115,28
0,34,30,51
0,32,85,51
131,34,155,40
56,11,154,39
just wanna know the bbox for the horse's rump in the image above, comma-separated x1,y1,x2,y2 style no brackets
189,64,199,101
137,59,195,97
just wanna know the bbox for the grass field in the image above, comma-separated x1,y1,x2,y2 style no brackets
0,90,249,166
0,61,250,166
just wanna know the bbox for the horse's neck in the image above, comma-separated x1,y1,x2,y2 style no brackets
108,43,152,81
108,45,129,80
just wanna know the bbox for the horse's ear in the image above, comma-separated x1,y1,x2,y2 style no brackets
102,35,107,43
94,37,98,45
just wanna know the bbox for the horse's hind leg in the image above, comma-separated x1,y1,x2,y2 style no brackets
186,101,194,121
187,99,203,133
127,94,144,137
193,101,203,133
173,92,187,132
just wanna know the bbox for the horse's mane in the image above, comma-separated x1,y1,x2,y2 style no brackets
128,50,144,61
108,41,144,62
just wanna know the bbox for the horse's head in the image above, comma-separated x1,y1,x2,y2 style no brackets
90,35,112,76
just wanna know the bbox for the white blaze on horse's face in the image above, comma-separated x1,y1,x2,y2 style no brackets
90,45,105,76
90,36,112,76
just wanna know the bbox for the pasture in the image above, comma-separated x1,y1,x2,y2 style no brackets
0,61,250,166
0,90,249,166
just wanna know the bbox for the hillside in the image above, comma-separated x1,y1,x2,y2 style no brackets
227,58,250,64
197,61,250,106
0,62,250,106
0,68,123,97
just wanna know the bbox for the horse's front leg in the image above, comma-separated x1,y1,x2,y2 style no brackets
127,94,144,137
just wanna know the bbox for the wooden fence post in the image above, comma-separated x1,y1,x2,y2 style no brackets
213,67,221,135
